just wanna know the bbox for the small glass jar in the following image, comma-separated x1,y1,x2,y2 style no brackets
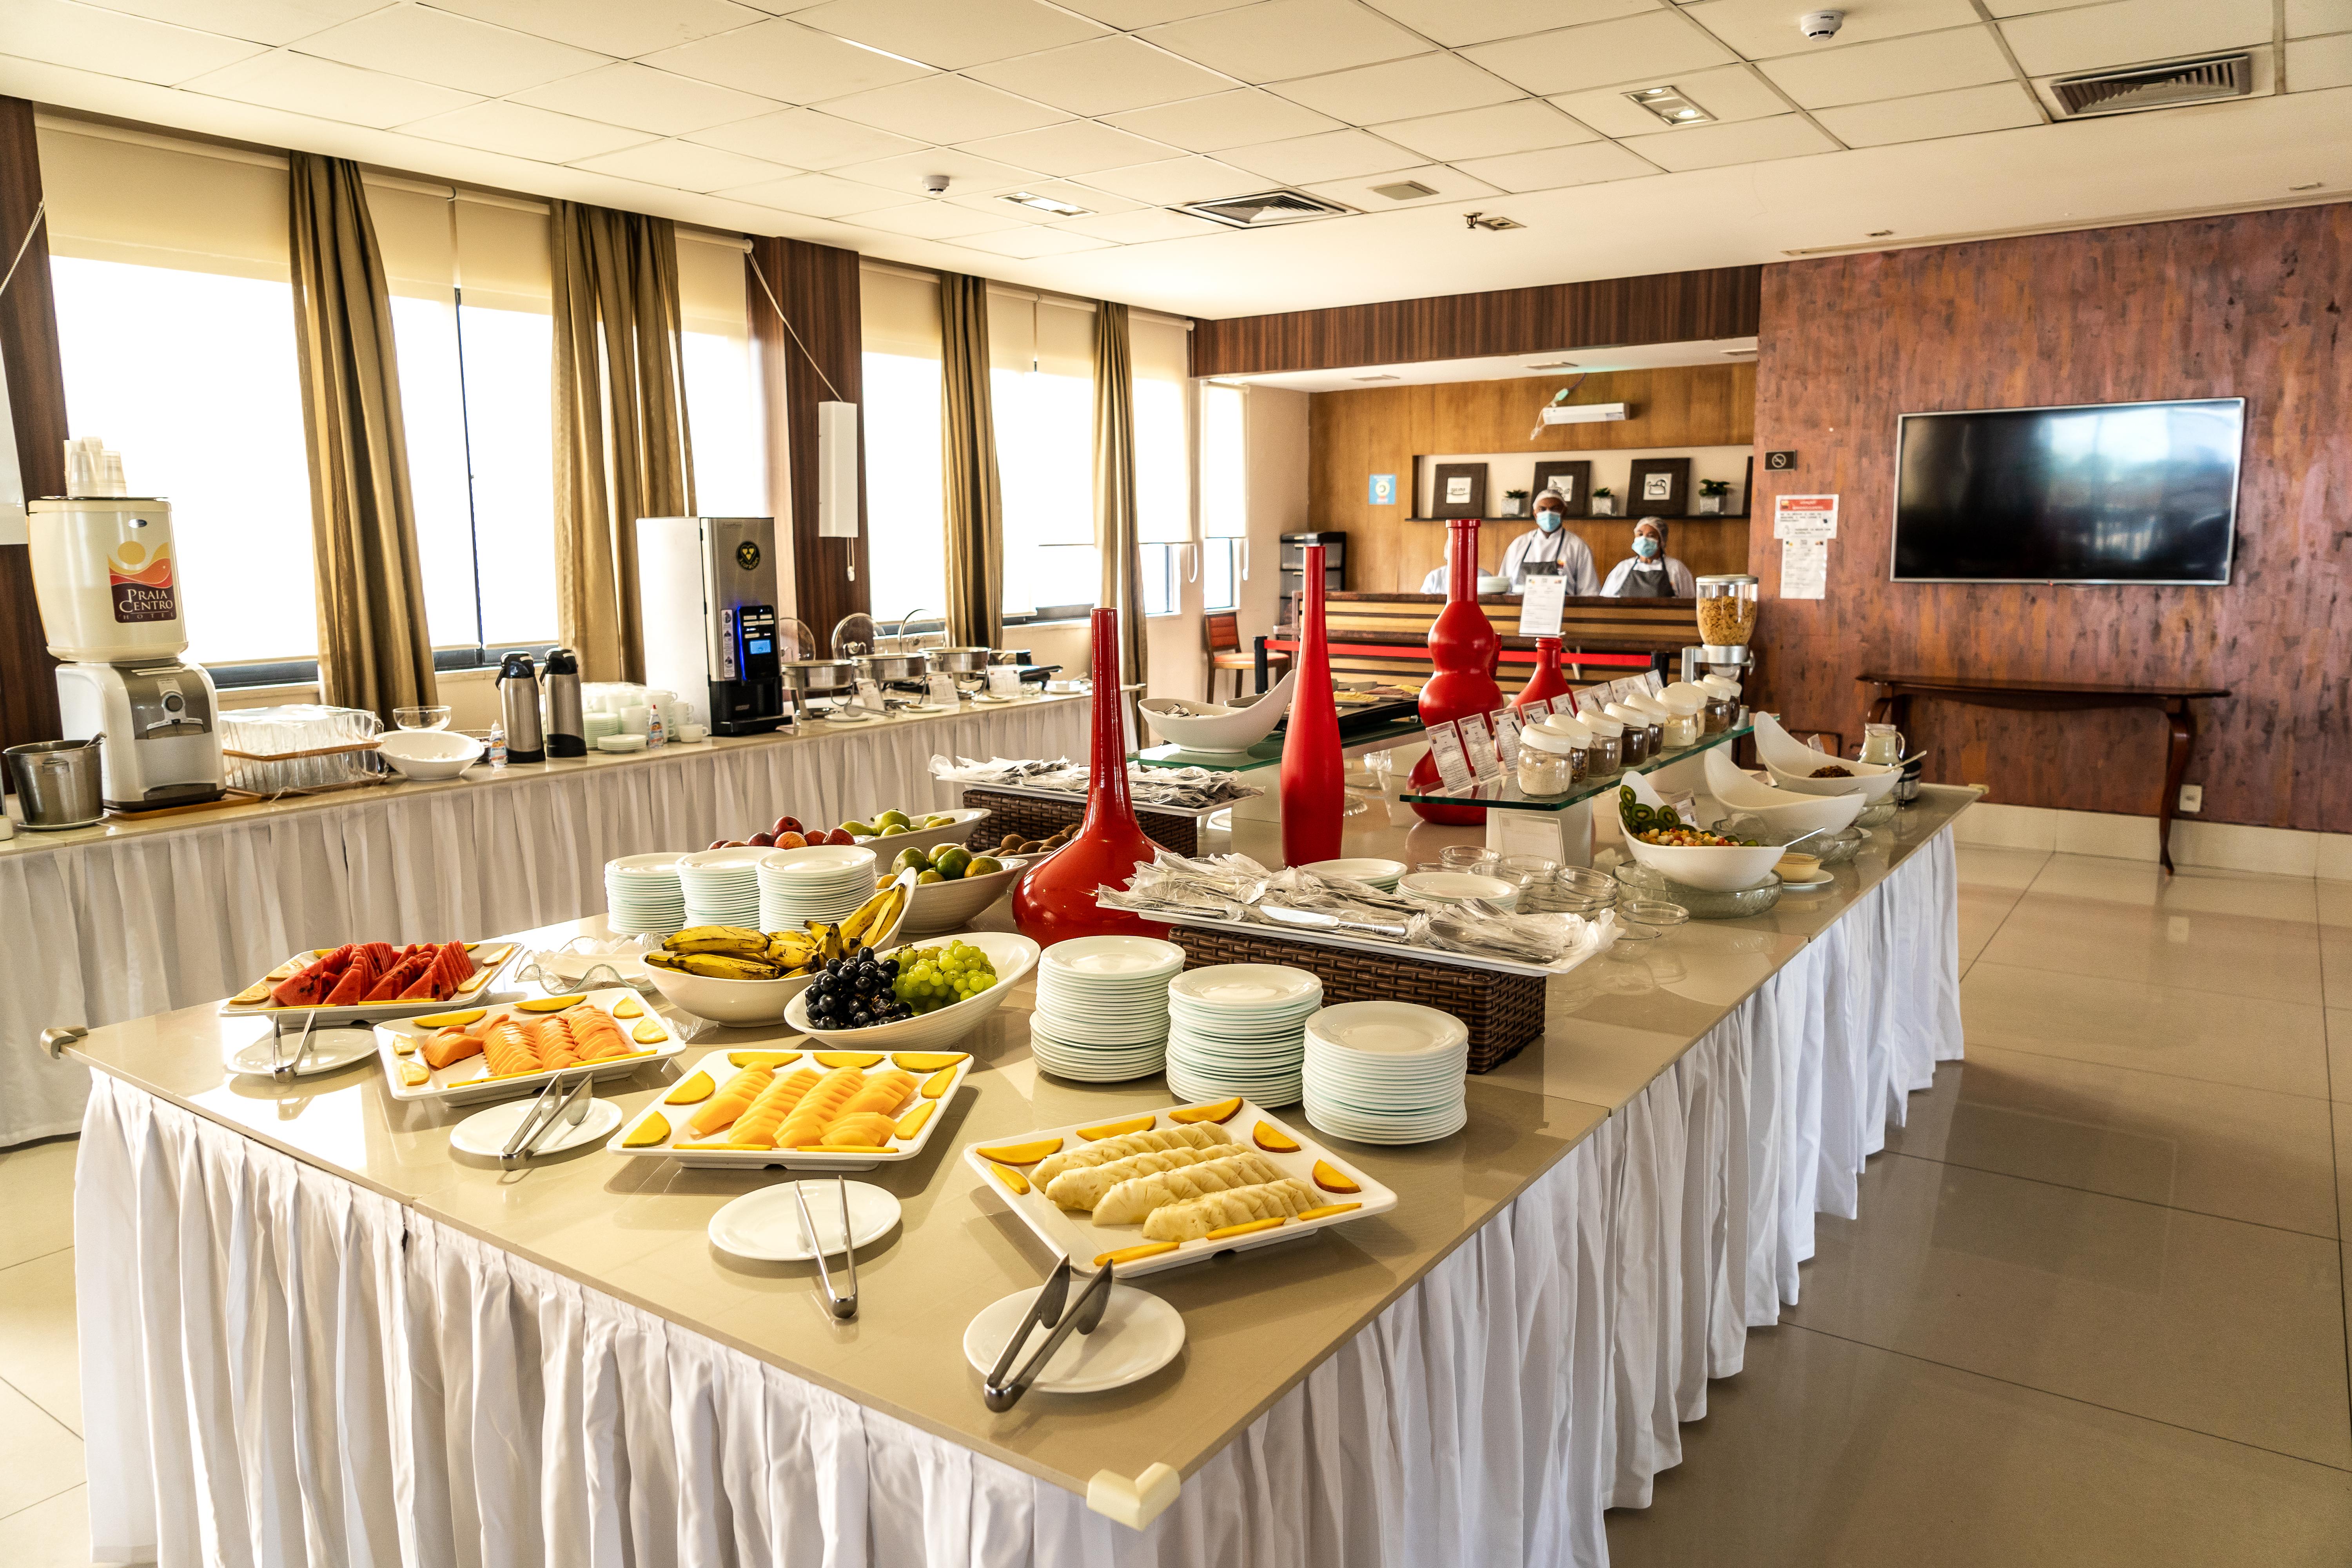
1605,704,1651,764
1628,696,1670,757
1514,736,1572,797
1695,574,1760,654
1702,693,1736,734
1583,720,1624,776
1661,702,1701,750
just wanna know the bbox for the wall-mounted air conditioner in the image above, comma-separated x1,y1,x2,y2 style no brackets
1540,403,1630,425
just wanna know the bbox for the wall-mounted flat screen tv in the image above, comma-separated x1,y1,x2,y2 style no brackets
1890,398,2243,585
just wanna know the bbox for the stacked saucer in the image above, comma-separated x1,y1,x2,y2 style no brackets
1164,964,1322,1108
757,844,880,930
1028,936,1184,1082
605,853,684,936
676,847,765,928
1302,857,1407,893
1302,1002,1469,1145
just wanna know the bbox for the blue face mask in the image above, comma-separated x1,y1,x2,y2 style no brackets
1634,536,1661,559
1535,510,1563,534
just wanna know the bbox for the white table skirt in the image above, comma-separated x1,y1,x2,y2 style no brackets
3,701,1087,1148
76,831,1962,1567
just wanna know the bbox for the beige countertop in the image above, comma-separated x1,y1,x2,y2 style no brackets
64,781,1975,1504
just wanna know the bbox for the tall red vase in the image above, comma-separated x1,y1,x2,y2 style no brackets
1516,636,1570,711
1410,518,1504,825
1011,607,1169,947
1279,544,1344,866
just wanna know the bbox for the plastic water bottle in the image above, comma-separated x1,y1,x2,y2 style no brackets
647,707,665,749
489,721,508,769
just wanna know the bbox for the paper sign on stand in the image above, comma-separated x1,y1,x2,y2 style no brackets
855,678,888,713
1459,715,1502,780
1424,722,1474,790
1488,706,1523,768
1518,573,1566,637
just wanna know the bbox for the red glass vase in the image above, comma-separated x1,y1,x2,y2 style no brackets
1012,607,1169,947
1411,518,1504,825
1516,636,1569,711
1279,544,1344,866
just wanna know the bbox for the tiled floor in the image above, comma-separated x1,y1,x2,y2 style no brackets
9,850,2350,1563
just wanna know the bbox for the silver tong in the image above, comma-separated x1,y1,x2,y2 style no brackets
794,1177,860,1320
500,1071,593,1164
272,1009,322,1080
982,1256,1115,1412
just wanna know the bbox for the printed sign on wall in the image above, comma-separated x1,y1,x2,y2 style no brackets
1367,474,1397,505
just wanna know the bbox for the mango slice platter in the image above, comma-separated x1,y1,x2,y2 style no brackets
610,1047,974,1168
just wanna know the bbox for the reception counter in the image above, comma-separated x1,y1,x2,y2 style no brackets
1263,592,1700,692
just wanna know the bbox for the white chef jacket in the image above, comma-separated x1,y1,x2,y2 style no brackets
1498,526,1599,594
1600,555,1698,596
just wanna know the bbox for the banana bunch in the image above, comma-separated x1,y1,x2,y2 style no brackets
664,925,771,957
646,949,786,980
652,888,904,984
842,884,905,946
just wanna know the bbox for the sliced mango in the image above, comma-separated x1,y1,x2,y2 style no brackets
728,1050,801,1069
895,1102,935,1141
397,1060,430,1087
1093,1241,1178,1268
919,1065,958,1099
1204,1216,1287,1241
1296,1202,1363,1223
624,1112,670,1148
891,1051,969,1072
517,994,585,1013
992,1161,1031,1196
414,1007,486,1029
1310,1159,1360,1195
663,1069,715,1105
1250,1121,1301,1153
612,996,644,1019
631,1018,669,1045
813,1050,886,1069
393,1034,418,1056
1078,1112,1156,1141
973,1136,1063,1165
1170,1096,1243,1125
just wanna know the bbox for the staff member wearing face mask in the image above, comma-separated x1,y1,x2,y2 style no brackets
1497,488,1599,593
1600,516,1698,597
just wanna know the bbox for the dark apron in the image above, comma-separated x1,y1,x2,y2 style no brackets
1617,563,1674,597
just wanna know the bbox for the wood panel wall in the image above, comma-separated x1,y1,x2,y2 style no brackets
749,236,867,644
1193,265,1761,377
1310,364,1755,595
1749,203,2352,831
0,95,65,760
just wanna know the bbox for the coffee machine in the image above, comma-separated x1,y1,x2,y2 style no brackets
28,468,225,811
635,516,788,736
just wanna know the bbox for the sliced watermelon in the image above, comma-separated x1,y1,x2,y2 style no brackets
269,957,338,1008
322,952,379,1006
435,942,473,998
397,965,441,1001
363,941,399,973
364,953,430,1003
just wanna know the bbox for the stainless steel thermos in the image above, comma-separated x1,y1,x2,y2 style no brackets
542,646,584,758
496,652,545,763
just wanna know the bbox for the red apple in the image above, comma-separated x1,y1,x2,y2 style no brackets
826,827,855,846
707,839,730,851
777,831,808,850
772,815,800,838
748,831,776,847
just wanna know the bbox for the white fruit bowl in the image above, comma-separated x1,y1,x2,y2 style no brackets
642,897,909,1026
1621,834,1787,894
849,807,993,857
783,929,1039,1052
376,729,482,781
1137,670,1295,754
1702,749,1867,836
1751,712,1901,800
896,854,1035,938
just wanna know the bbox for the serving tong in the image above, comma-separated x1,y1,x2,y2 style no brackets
982,1255,1115,1412
270,1008,323,1080
499,1071,593,1165
793,1177,860,1320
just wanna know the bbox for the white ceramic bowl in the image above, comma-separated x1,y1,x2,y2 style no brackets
1621,834,1787,893
1702,749,1868,835
896,853,1034,938
641,898,908,1026
1137,671,1294,754
851,806,992,857
376,729,482,780
1760,761,1903,802
784,929,1040,1052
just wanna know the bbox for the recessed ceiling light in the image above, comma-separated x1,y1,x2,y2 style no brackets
1002,191,1092,217
1626,85,1715,127
1370,179,1437,201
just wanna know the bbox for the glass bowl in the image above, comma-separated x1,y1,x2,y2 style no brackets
393,705,452,731
1855,798,1900,828
1614,898,1691,940
1811,826,1866,866
1614,861,1782,920
1439,844,1501,872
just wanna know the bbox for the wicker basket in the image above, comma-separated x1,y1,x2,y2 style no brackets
958,786,1201,856
1165,924,1544,1074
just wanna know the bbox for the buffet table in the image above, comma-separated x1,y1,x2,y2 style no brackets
65,785,1971,1566
0,695,1086,1146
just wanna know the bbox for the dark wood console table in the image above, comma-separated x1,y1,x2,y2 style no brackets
1858,673,2229,873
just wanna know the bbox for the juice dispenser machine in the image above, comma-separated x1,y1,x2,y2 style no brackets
635,515,789,736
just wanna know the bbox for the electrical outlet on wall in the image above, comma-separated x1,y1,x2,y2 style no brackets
2178,784,2203,814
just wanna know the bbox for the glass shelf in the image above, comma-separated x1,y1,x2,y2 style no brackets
1396,723,1752,814
1134,715,1428,773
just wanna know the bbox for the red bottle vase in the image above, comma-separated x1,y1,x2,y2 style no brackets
1012,607,1169,947
1516,636,1569,711
1279,544,1345,866
1411,517,1504,825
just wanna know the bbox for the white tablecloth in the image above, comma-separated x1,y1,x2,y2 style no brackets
4,701,1087,1148
76,831,1963,1567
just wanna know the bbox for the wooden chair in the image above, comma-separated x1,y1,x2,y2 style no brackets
1205,612,1287,704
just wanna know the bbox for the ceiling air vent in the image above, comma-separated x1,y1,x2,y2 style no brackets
2051,53,2252,118
1179,189,1351,228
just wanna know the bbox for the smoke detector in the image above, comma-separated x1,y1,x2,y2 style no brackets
1463,211,1523,231
2050,53,2253,118
1179,188,1350,227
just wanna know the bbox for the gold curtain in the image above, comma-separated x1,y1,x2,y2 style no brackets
550,201,694,683
938,271,1003,651
287,152,437,718
1093,300,1145,690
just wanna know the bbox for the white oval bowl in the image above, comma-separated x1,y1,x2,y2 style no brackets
1622,834,1788,893
641,899,908,1025
895,854,1034,938
1137,676,1293,754
784,929,1040,1052
851,806,992,856
376,729,482,780
1761,762,1903,802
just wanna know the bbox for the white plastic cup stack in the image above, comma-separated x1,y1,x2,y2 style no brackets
1027,936,1185,1082
676,847,766,928
1164,964,1323,1108
1302,1002,1469,1145
604,853,685,937
757,844,881,931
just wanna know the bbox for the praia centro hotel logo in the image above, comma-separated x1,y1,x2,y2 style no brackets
107,539,177,623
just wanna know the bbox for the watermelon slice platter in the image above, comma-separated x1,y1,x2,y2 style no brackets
220,939,519,1025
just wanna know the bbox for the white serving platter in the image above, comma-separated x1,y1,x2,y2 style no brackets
606,1045,975,1171
964,1098,1397,1279
372,988,686,1107
219,940,521,1026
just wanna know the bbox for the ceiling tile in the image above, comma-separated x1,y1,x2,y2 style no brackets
1270,52,1524,123
430,0,769,58
819,74,1067,141
943,179,1146,222
834,147,1043,199
1303,162,1503,209
569,138,797,191
686,108,924,169
958,120,1181,175
641,18,934,103
1363,0,1656,48
966,34,1240,117
1372,99,1595,160
848,201,1018,240
1450,139,1659,192
182,49,480,127
789,0,1105,70
948,225,1116,258
1461,12,1737,96
294,6,609,98
2286,0,2352,38
1549,64,1797,137
2287,33,2352,88
1619,112,1838,171
1982,0,2104,12
0,0,266,85
1058,0,1243,24
1757,27,2014,109
1102,87,1345,151
717,170,907,216
1681,0,1982,60
1218,127,1423,183
1082,154,1267,203
512,64,782,136
2000,0,2272,76
1051,205,1229,242
404,99,655,161
78,0,382,47
1141,0,1430,85
1811,80,2043,145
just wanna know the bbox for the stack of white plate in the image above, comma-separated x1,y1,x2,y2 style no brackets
1302,857,1407,893
1164,964,1323,1107
757,844,880,930
605,853,684,936
1028,936,1184,1082
676,847,765,928
1302,1002,1469,1145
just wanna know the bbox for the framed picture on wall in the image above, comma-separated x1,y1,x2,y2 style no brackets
1432,462,1488,519
1626,457,1691,516
1532,459,1593,517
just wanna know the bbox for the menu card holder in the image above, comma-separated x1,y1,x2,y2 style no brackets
1459,715,1501,780
1423,722,1474,790
1488,706,1523,768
